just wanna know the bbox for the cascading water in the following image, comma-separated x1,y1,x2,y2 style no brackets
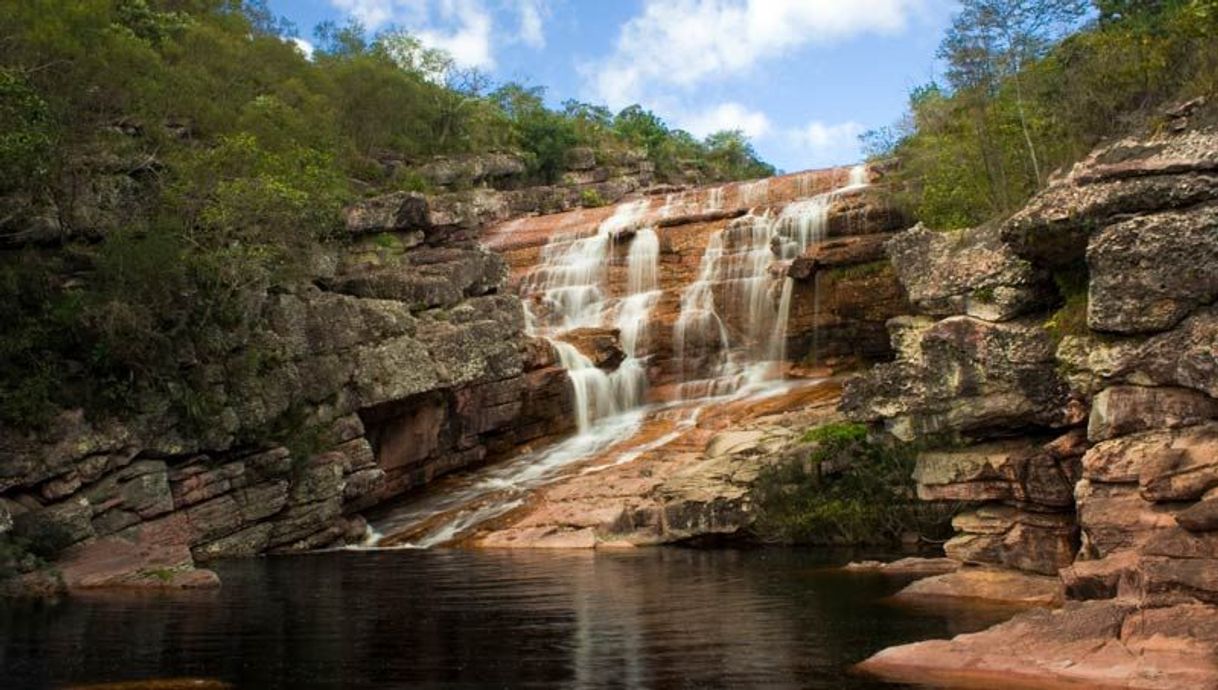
671,164,867,398
523,200,660,430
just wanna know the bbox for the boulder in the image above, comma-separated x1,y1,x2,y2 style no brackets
416,152,527,188
885,223,1053,322
1002,128,1218,268
913,433,1083,509
343,189,511,241
945,506,1078,575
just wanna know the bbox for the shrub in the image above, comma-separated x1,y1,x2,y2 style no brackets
579,188,606,208
752,423,959,545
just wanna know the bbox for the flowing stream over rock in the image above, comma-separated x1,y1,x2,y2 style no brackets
371,166,870,547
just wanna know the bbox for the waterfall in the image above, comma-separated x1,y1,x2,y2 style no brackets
671,166,867,397
549,339,619,432
612,227,661,414
523,200,660,431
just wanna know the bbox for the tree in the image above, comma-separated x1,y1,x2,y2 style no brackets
939,0,1088,184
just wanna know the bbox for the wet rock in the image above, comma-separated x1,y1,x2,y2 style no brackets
788,234,891,278
841,557,961,577
886,223,1053,322
57,513,219,590
858,600,1218,690
558,327,626,370
1088,385,1218,442
891,567,1064,606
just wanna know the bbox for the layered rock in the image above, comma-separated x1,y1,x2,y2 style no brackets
784,234,910,364
857,119,1218,688
0,187,575,592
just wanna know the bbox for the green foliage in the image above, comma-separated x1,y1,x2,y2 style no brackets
1044,262,1091,342
872,0,1218,229
826,260,891,281
1,519,73,580
0,70,55,194
580,189,607,208
752,423,958,545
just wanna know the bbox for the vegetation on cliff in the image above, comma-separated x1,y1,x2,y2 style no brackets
867,0,1218,229
750,423,958,545
0,0,773,430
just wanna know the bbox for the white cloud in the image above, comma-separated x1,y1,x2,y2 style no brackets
782,120,866,168
514,0,546,49
584,0,924,108
328,0,538,70
417,0,496,69
290,37,316,60
330,0,427,29
679,102,772,139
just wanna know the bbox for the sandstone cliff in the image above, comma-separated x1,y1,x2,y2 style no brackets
853,105,1218,688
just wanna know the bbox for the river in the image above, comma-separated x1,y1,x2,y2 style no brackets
0,548,1017,689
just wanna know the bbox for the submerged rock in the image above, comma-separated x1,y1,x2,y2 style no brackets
890,567,1064,607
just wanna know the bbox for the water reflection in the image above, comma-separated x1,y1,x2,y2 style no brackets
0,549,1011,689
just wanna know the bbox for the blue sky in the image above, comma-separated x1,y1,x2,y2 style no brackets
268,1,958,172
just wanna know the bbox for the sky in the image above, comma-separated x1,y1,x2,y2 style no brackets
267,0,959,173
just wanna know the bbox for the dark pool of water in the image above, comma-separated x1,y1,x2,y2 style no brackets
0,548,1014,689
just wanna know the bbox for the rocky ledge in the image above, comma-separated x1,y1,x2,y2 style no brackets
850,114,1218,688
1,186,578,594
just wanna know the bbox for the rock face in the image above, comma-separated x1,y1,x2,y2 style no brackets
886,223,1053,322
859,600,1218,690
841,315,1076,442
856,120,1218,688
784,233,910,364
0,183,576,591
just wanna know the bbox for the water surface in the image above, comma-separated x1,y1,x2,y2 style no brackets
0,548,1011,689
